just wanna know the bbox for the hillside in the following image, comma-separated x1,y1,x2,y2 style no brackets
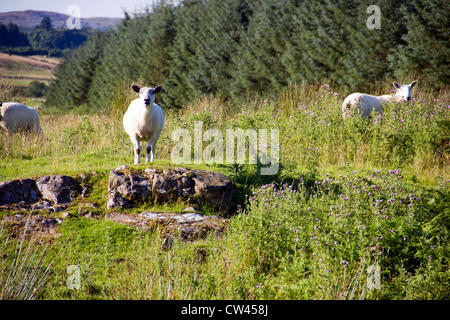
0,52,59,87
0,10,122,30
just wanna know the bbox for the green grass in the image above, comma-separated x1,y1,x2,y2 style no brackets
0,53,58,87
1,81,449,300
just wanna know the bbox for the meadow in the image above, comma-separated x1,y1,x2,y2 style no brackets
0,79,449,300
0,53,58,87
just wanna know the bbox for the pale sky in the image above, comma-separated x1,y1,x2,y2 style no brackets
0,0,159,18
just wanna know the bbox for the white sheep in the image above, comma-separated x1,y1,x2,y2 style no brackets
123,84,165,164
342,81,418,118
0,102,44,135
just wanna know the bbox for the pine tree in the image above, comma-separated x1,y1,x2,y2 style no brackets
165,0,253,107
46,31,105,109
392,0,450,89
231,0,294,101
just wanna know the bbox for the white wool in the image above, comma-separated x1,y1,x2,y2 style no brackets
123,85,165,164
342,81,417,118
0,102,44,134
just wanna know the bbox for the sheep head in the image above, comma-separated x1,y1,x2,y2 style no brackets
393,81,417,103
132,85,162,106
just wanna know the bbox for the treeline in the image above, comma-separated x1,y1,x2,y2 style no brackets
46,0,449,111
0,17,88,56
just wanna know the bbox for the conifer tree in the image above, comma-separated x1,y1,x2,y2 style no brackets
231,0,294,101
46,31,105,109
391,0,449,89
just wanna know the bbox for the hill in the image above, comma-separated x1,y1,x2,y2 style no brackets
0,10,122,30
0,52,59,87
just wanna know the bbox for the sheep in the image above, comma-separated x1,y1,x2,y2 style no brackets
0,102,44,135
342,81,418,118
123,84,165,164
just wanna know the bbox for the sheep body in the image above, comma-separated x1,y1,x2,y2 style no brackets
342,81,417,118
0,102,43,134
123,85,165,164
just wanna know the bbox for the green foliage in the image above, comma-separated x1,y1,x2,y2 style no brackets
45,0,449,112
392,0,450,89
1,80,449,299
0,22,29,47
46,31,105,109
0,18,89,57
25,80,48,97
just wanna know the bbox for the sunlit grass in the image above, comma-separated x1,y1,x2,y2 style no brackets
0,81,448,300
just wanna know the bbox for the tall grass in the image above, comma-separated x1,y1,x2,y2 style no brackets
0,215,65,300
0,81,448,300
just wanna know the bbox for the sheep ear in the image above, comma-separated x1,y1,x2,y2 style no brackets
154,85,162,94
410,81,417,87
132,85,140,93
393,82,401,89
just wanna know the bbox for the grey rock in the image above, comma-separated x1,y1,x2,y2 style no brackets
0,178,40,206
107,166,233,214
36,175,81,205
191,170,234,214
106,211,228,241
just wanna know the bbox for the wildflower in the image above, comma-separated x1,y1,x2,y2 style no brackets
340,260,349,267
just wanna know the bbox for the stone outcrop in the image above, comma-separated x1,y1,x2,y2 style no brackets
105,211,228,241
0,178,40,206
0,175,82,210
107,166,233,214
36,175,82,205
1,167,234,241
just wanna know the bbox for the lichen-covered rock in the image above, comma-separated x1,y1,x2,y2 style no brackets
107,166,234,214
105,211,228,241
107,168,152,208
190,170,234,214
36,175,81,205
0,178,40,206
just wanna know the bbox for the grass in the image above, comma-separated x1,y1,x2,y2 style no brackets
0,79,449,300
0,53,59,87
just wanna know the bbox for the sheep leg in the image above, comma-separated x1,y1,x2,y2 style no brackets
146,141,153,163
132,137,141,164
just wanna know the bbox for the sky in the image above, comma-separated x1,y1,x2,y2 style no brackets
0,0,158,18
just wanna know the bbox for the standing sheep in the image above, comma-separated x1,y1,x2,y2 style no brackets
0,102,44,135
123,84,165,164
342,81,418,118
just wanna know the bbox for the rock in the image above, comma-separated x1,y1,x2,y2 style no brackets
36,175,81,205
191,170,234,214
2,214,61,239
61,212,71,218
162,235,174,250
107,166,233,214
0,178,40,206
31,200,52,210
107,167,152,209
105,211,229,241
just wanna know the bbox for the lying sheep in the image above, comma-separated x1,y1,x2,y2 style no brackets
123,84,165,164
342,81,418,118
0,102,44,135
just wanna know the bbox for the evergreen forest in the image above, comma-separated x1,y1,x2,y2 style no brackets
43,0,449,110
